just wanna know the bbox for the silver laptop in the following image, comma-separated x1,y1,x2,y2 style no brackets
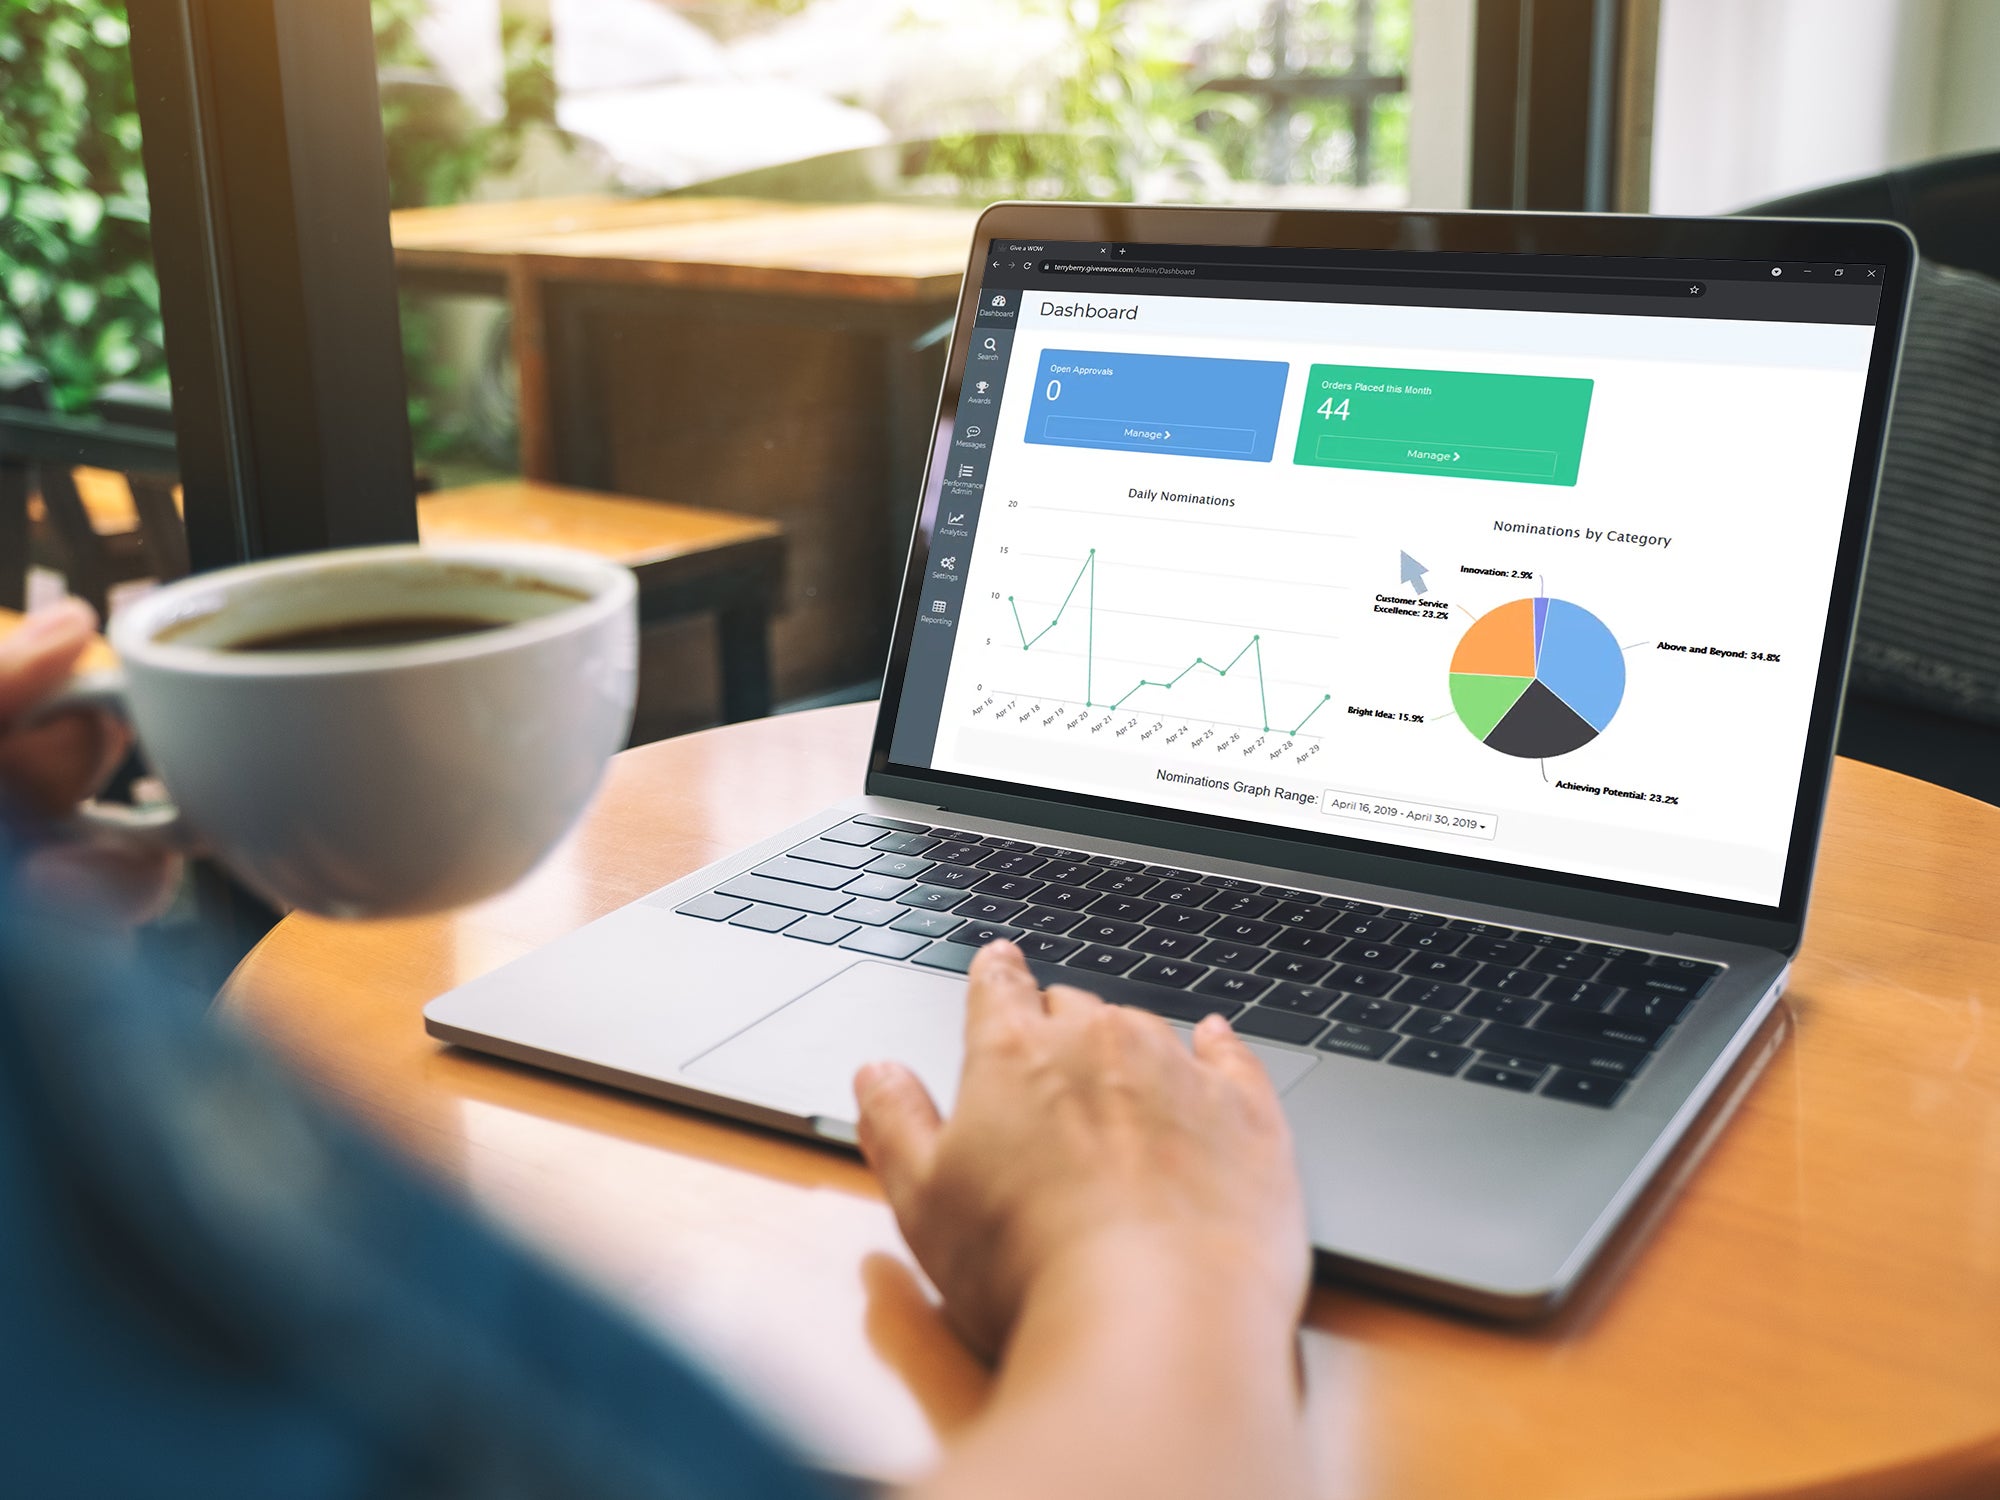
428,204,1913,1317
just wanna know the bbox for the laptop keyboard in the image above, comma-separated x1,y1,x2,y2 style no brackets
675,816,1725,1111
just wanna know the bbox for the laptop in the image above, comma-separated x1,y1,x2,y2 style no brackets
427,203,1914,1317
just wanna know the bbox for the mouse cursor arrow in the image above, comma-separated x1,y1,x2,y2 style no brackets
1399,551,1431,595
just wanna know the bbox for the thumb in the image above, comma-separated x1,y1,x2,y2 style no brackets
0,600,100,726
854,1060,942,1223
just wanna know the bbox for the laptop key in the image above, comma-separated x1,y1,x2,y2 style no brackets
1388,1040,1473,1076
1320,896,1385,913
1339,940,1415,971
819,821,886,847
929,842,990,867
1541,1070,1628,1108
870,831,940,856
1608,990,1693,1025
1018,934,1083,962
1037,860,1096,886
1198,874,1260,891
1532,1008,1668,1051
1205,891,1277,918
891,909,962,938
1464,1061,1541,1092
952,920,1024,946
1150,881,1207,906
1211,916,1280,945
1402,926,1465,954
1261,983,1335,1015
866,853,937,880
912,941,977,973
1474,965,1549,997
1087,855,1148,871
1601,958,1721,998
1400,1010,1480,1045
729,903,800,932
1476,1052,1550,1079
895,884,968,912
1018,905,1085,934
958,895,1027,923
787,839,883,870
1144,905,1218,933
1258,952,1332,984
1234,1008,1327,1046
1461,936,1536,966
1325,913,1401,940
843,872,915,901
1132,927,1206,959
1332,994,1411,1029
1270,928,1343,959
1064,945,1142,976
1131,958,1208,989
717,874,852,915
1315,1023,1400,1061
754,856,860,890
1090,894,1159,922
1382,907,1450,926
1193,941,1271,972
1462,990,1542,1025
840,927,929,960
977,850,1045,875
920,865,986,890
787,915,860,945
1399,952,1479,983
1472,1022,1647,1078
1037,884,1098,910
1539,977,1622,1010
975,873,1046,901
980,836,1037,852
1527,948,1606,979
1390,977,1469,1009
1267,900,1332,931
677,893,750,921
1195,970,1273,1003
854,814,930,832
1519,932,1583,951
1087,869,1159,897
1146,864,1205,881
1262,885,1325,904
834,896,905,926
1074,916,1144,946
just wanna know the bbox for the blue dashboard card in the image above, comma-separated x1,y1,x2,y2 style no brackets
1023,349,1289,463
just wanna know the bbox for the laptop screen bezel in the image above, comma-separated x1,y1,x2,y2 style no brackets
865,202,1916,952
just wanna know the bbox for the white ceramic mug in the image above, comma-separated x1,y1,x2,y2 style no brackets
34,543,638,918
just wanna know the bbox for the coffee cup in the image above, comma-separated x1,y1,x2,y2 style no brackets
29,543,638,918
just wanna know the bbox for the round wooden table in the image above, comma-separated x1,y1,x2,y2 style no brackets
220,704,2000,1498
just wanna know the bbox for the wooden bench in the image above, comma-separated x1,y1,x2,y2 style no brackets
417,479,785,723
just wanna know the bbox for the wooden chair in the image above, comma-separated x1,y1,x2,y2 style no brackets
418,479,786,723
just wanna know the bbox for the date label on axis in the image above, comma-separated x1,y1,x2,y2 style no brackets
1322,788,1498,840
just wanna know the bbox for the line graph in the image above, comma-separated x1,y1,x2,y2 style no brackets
1001,548,1336,735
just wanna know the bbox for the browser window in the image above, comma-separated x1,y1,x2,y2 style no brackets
889,242,1886,907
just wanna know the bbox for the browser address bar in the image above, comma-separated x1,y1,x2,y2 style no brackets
1038,259,1705,299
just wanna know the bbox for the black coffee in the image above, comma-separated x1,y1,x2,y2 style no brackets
224,615,510,653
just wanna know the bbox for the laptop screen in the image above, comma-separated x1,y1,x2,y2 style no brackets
883,234,1890,910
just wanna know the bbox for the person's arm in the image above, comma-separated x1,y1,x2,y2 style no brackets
856,941,1314,1500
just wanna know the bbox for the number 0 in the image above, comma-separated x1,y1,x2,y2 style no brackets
1046,378,1062,400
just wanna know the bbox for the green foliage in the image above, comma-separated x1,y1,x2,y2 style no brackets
0,0,162,411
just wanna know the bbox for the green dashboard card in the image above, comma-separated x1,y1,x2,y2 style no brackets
1292,364,1594,486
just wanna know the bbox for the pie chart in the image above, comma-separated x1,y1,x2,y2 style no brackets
1449,597,1625,758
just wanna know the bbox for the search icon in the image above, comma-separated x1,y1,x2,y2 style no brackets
983,337,997,351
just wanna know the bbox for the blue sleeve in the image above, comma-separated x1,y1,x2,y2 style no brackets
0,902,837,1500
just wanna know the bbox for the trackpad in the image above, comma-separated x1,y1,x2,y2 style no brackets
684,962,968,1125
682,960,1320,1131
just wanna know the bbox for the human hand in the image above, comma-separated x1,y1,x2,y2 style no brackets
0,599,180,924
854,940,1309,1360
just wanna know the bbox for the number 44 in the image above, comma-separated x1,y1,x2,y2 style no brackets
1317,397,1352,421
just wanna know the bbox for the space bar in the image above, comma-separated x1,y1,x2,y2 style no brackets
1021,960,1243,1024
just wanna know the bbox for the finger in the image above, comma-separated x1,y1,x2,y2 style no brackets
1192,1011,1278,1099
1042,981,1104,1020
963,939,1041,1041
0,600,100,725
0,711,129,815
853,1060,943,1221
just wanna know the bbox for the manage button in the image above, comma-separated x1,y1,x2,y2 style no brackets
1315,435,1558,478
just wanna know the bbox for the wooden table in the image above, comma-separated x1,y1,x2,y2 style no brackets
392,197,977,701
419,479,785,724
219,704,2000,1498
